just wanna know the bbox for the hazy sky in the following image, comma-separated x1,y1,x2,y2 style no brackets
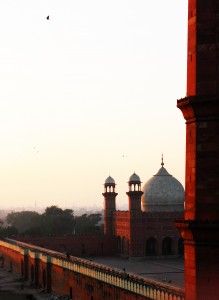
0,1,188,209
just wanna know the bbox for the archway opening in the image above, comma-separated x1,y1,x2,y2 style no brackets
162,237,172,255
146,237,157,256
21,259,24,277
117,236,121,254
31,264,34,282
178,238,184,256
43,269,46,288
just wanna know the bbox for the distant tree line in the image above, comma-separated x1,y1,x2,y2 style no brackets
0,206,103,237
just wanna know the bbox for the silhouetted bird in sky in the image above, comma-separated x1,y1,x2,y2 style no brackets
46,16,49,20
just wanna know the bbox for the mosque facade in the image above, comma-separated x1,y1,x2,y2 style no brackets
103,159,184,258
13,159,185,260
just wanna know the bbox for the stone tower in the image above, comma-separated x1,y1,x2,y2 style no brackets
127,173,143,257
103,176,117,236
176,1,219,299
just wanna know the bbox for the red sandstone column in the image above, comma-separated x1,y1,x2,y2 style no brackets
24,253,29,281
176,1,219,300
34,257,40,286
46,261,52,292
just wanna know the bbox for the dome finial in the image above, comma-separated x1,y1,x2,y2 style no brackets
161,153,164,167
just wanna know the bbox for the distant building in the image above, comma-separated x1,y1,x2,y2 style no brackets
12,158,184,260
0,159,185,299
103,158,184,258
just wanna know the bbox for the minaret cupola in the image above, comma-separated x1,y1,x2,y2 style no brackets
104,176,116,193
127,172,143,211
128,173,142,192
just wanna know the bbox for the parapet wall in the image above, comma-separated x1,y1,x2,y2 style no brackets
0,238,185,300
14,234,117,257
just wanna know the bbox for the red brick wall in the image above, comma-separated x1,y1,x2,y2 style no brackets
0,246,23,274
0,242,168,300
114,210,183,257
114,211,130,239
50,263,151,300
15,235,117,257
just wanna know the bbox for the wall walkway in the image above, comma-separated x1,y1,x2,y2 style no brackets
0,238,185,300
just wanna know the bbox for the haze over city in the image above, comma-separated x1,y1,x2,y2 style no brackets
0,1,187,209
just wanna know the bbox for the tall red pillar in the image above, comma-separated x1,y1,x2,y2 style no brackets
176,1,219,300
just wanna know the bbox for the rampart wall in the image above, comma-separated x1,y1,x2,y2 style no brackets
14,235,117,257
0,238,185,300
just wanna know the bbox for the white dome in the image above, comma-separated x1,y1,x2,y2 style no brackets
105,176,115,185
129,173,141,183
141,166,184,212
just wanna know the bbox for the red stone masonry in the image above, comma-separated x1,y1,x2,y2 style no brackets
16,235,117,257
176,1,219,299
0,238,185,300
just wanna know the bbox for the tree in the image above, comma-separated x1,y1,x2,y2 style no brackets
0,225,18,237
0,218,18,237
6,211,41,234
75,213,103,235
41,206,75,235
5,207,104,236
6,206,75,236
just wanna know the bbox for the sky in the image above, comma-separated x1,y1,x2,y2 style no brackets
0,0,188,210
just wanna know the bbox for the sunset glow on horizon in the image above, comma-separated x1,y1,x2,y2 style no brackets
0,1,188,209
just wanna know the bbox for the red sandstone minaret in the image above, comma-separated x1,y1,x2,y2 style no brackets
127,173,143,257
126,173,143,211
103,176,117,236
176,1,219,299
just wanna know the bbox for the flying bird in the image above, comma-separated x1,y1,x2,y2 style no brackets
46,15,50,20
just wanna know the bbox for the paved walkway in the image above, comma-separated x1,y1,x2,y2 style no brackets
87,256,184,288
0,267,51,300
